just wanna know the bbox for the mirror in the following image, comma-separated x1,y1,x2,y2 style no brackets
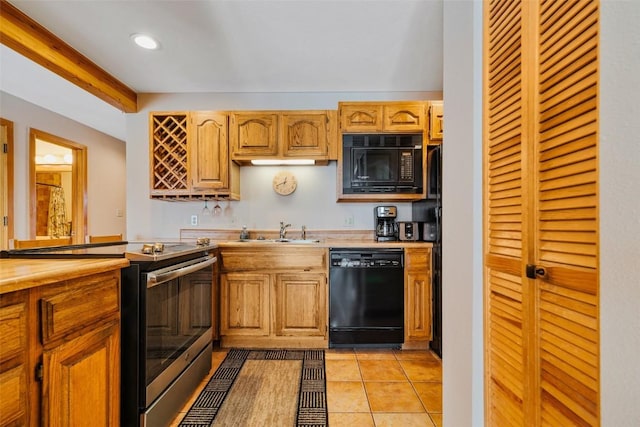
29,128,87,244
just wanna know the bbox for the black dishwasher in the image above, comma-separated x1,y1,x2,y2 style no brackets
329,248,404,347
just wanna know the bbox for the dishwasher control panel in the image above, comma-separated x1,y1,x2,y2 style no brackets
329,248,404,268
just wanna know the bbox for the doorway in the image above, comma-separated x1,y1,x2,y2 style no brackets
0,118,14,250
29,129,87,244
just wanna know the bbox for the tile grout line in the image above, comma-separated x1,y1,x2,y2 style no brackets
354,350,375,423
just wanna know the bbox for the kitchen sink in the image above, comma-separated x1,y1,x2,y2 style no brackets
235,238,320,244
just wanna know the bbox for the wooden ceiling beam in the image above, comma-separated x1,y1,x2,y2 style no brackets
0,0,138,113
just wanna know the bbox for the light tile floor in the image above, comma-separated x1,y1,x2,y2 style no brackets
326,348,442,427
170,347,442,427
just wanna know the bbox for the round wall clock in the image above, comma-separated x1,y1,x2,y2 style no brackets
272,171,297,196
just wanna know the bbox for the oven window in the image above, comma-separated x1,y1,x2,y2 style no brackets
145,269,211,385
353,148,397,182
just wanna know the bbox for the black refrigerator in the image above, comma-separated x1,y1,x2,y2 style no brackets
412,145,442,358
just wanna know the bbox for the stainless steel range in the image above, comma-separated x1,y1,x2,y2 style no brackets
2,240,217,427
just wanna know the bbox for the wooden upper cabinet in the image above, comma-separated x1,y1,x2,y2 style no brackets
229,112,279,158
382,103,426,132
428,101,443,142
149,111,239,200
281,112,329,158
230,110,335,164
190,111,231,191
339,101,427,133
339,104,383,132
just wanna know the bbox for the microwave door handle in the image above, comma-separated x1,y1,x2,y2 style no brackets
147,255,216,288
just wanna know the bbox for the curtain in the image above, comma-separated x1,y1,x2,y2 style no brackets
47,186,68,237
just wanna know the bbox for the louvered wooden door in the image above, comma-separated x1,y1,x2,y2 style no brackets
484,1,599,426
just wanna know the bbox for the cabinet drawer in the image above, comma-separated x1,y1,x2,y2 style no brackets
40,271,120,346
220,248,326,272
405,250,431,270
0,296,28,363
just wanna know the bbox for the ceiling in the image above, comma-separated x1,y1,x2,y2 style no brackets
0,0,443,140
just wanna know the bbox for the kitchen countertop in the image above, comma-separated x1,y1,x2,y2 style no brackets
1,233,433,295
0,258,130,294
215,239,433,248
181,228,435,249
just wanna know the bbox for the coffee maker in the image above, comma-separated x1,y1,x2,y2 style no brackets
374,206,398,241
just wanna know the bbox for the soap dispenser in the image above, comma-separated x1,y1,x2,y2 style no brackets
239,226,249,240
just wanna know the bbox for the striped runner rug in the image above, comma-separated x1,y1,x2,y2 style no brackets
178,349,327,427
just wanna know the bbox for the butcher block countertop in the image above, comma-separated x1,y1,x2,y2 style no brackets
181,228,434,249
0,258,130,294
215,240,433,248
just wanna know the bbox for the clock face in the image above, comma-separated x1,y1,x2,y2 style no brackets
272,171,297,196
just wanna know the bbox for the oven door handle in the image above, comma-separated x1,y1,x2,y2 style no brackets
146,255,216,288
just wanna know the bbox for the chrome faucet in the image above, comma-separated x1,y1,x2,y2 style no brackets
279,221,291,239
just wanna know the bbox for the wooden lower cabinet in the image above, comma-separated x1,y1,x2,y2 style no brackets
0,290,32,425
0,269,121,426
218,246,328,348
42,321,120,427
273,273,326,337
220,273,270,336
404,248,432,349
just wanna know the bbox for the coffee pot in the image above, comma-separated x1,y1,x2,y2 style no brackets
374,206,398,242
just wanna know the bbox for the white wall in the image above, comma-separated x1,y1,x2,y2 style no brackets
442,1,640,426
600,1,640,425
125,91,441,240
0,91,127,240
442,1,483,425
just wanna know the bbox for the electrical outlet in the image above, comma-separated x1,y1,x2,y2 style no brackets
343,215,354,227
191,215,198,226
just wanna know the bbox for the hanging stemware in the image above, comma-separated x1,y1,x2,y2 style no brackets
213,199,222,216
224,200,233,217
201,200,211,216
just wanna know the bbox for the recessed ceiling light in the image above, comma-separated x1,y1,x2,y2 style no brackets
131,33,159,50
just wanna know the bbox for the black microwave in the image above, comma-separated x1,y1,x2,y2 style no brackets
342,134,423,194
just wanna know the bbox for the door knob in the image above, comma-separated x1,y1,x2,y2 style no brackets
526,264,546,279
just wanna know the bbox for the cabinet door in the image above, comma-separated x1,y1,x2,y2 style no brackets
339,103,383,132
220,273,270,336
428,101,443,141
273,273,326,337
42,321,120,427
0,291,31,426
190,111,230,191
230,112,279,158
382,103,426,132
404,249,432,341
281,112,329,158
